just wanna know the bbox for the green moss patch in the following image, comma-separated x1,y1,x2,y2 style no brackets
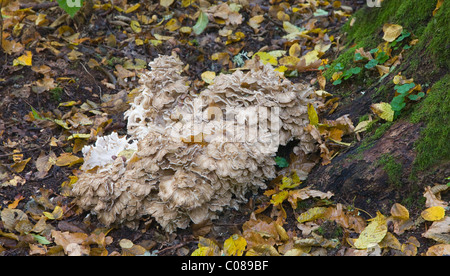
410,74,450,172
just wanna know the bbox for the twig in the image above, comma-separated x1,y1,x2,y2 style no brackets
0,146,43,158
19,2,58,10
80,62,103,96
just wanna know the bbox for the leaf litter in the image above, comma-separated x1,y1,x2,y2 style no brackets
0,0,447,256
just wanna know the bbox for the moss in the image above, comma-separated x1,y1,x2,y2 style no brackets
378,153,403,188
323,46,357,80
409,74,450,172
404,1,450,72
356,121,393,154
326,0,444,81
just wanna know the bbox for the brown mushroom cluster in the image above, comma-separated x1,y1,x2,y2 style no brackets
71,54,316,232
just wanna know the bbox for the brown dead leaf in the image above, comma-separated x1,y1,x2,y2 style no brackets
51,230,89,256
423,186,448,208
35,151,57,179
422,216,450,244
426,244,450,256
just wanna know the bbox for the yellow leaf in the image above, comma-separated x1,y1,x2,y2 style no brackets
283,21,301,34
13,51,32,66
135,39,144,46
270,190,289,206
354,212,387,249
354,119,371,133
390,203,409,220
421,206,445,221
125,3,140,13
224,234,247,256
370,102,394,122
67,50,83,61
303,50,320,67
191,237,221,256
165,18,181,32
279,176,301,190
67,133,91,140
160,0,174,8
332,71,343,81
11,157,31,173
382,23,403,42
433,0,444,16
56,153,83,167
297,207,328,223
253,52,278,66
130,20,142,33
180,26,192,34
248,15,264,30
181,0,193,7
289,43,301,57
201,71,216,84
279,55,300,67
43,206,63,220
308,103,319,126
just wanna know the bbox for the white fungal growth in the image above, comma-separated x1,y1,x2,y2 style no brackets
72,54,316,232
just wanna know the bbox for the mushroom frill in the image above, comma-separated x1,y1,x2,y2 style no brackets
71,54,316,232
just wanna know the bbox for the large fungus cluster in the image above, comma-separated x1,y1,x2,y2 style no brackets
72,54,316,232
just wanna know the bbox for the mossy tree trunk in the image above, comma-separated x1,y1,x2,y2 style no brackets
304,0,450,215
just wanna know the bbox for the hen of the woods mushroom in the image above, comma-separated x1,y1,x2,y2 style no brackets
71,54,317,232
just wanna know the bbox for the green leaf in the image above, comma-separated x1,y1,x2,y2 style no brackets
365,59,379,69
390,95,406,112
30,106,43,120
332,79,342,85
333,63,344,71
56,0,83,18
193,11,208,35
275,156,289,168
313,8,328,17
31,234,51,245
375,52,389,64
354,53,364,61
395,82,415,94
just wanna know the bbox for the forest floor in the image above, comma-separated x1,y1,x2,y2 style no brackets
0,0,449,256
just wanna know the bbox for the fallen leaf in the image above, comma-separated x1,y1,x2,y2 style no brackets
35,150,57,178
354,212,387,249
224,234,247,256
125,3,140,13
130,20,142,33
390,203,409,220
165,18,180,32
421,206,445,221
382,23,403,42
426,244,450,256
55,153,83,167
370,102,394,122
201,71,216,84
297,207,329,223
307,103,319,126
43,206,64,220
433,0,444,16
423,186,448,208
422,216,450,243
160,0,174,8
13,51,32,66
51,230,89,256
191,236,221,256
193,10,208,35
11,157,31,173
